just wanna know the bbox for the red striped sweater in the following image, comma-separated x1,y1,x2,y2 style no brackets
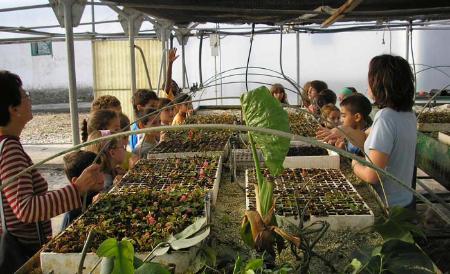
0,136,81,244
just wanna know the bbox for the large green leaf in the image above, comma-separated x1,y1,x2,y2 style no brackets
240,86,291,176
374,206,424,243
135,262,171,274
169,217,207,241
170,227,210,250
244,258,264,271
96,238,135,274
259,178,274,220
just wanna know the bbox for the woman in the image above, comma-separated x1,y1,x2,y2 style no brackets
0,71,104,272
317,55,416,208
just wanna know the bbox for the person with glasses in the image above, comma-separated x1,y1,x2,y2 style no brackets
0,70,104,272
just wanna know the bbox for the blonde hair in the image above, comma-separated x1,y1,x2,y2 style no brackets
320,104,340,121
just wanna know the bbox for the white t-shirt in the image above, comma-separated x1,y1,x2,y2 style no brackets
364,108,417,207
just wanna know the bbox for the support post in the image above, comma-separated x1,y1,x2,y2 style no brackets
161,30,167,88
128,15,136,94
405,25,410,62
296,31,300,105
90,0,95,33
63,0,81,145
182,37,186,89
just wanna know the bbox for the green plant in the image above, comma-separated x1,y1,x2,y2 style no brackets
95,217,210,274
232,255,293,274
346,206,439,274
240,86,300,256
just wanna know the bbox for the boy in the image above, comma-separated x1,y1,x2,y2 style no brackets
172,93,192,125
61,150,100,230
335,93,372,155
132,108,161,160
159,98,175,126
130,89,159,150
91,95,122,113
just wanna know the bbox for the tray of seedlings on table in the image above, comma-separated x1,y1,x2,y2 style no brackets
121,156,222,205
284,141,340,169
417,110,450,132
186,113,239,125
150,129,231,158
42,186,209,274
245,168,374,230
289,111,320,137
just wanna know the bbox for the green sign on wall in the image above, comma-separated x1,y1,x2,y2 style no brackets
31,41,52,56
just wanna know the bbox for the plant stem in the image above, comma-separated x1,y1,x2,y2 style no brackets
248,133,263,192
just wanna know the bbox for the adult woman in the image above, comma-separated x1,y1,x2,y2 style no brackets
0,71,104,272
317,55,416,208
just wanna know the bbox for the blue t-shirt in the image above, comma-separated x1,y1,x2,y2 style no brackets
364,108,417,207
347,141,361,156
129,123,140,151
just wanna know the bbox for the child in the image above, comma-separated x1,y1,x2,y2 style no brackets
91,95,122,113
159,98,175,126
86,130,126,192
81,109,120,142
130,89,159,150
309,89,337,115
337,87,357,102
335,93,372,156
61,150,100,229
270,83,288,104
132,108,161,159
320,104,340,129
119,112,133,171
307,81,329,113
172,93,192,126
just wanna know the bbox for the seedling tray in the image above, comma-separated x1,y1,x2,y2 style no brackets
289,111,319,137
42,187,210,274
125,155,223,205
149,129,231,159
245,168,374,231
284,141,340,169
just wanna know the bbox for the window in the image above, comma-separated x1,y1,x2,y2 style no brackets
31,41,52,56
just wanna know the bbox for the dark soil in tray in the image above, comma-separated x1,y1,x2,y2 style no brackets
287,146,328,156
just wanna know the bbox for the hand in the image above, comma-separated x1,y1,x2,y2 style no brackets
351,159,359,170
335,137,346,149
73,164,104,194
168,48,179,63
114,166,126,176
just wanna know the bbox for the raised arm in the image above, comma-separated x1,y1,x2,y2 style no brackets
164,48,179,99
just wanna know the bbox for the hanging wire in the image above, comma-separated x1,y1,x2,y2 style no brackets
246,23,256,92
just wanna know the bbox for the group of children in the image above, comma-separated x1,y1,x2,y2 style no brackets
269,81,372,157
61,90,193,229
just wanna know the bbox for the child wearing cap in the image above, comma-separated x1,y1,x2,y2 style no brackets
338,87,357,102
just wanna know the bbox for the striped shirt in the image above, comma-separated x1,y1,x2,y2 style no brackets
0,136,81,244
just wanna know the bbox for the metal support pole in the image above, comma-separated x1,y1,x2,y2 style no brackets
405,25,410,62
128,15,137,94
63,0,80,145
296,31,300,105
182,37,186,89
90,0,95,33
161,29,167,89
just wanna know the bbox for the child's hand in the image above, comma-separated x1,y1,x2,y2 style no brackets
335,137,346,149
114,166,126,176
168,48,179,63
129,154,139,169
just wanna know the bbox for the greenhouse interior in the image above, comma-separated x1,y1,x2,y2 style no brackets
1,0,450,273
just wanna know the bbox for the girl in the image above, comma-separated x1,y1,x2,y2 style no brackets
270,83,288,104
81,109,120,142
317,55,416,208
159,98,175,126
320,104,340,129
86,130,126,192
172,93,192,126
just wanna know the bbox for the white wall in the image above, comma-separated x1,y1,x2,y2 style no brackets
1,28,450,104
0,41,93,90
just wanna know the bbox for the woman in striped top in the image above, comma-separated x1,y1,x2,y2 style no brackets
0,71,104,270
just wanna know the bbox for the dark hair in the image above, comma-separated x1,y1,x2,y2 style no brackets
270,83,288,104
91,95,122,111
310,80,328,93
132,89,159,114
0,71,23,126
159,98,173,108
139,108,159,126
368,54,414,111
85,130,119,174
63,150,97,181
119,112,130,132
302,81,311,107
340,93,373,126
81,109,118,142
317,89,337,108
